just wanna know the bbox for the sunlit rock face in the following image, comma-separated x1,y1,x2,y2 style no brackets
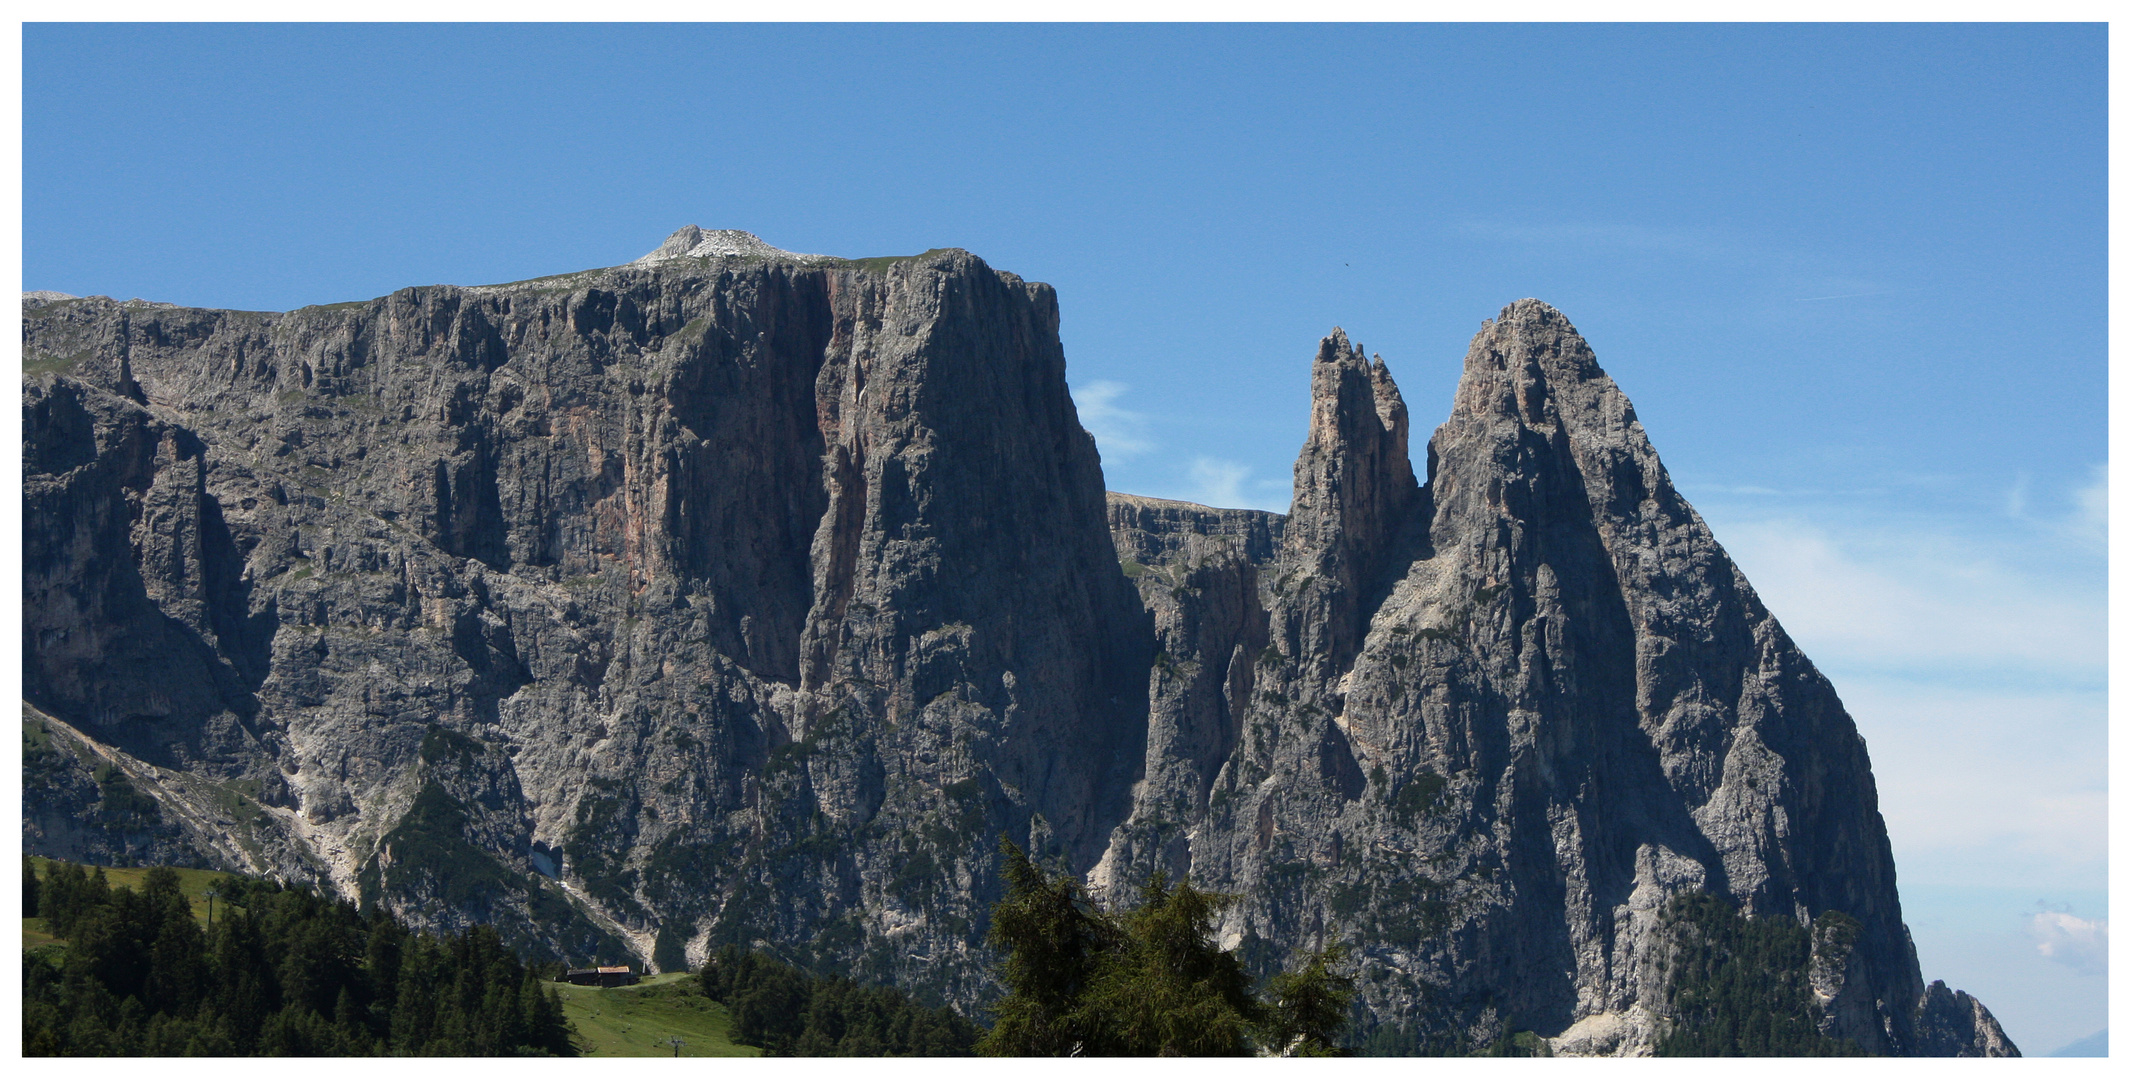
21,237,2010,1054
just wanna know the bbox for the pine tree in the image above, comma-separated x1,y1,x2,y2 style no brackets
979,840,1354,1057
1069,873,1262,1056
977,837,1117,1055
1261,944,1357,1055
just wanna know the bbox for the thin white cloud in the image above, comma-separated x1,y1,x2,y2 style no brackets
2005,472,2031,519
1705,516,2104,681
1689,503,2107,892
1254,475,1294,515
1070,380,1154,458
2064,463,2105,549
2029,912,2108,977
1187,456,1251,509
1837,681,2105,889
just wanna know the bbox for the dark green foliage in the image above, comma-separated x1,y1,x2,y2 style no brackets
1357,1020,1465,1057
372,782,519,909
563,777,637,906
1072,872,1264,1055
36,860,113,938
979,837,1354,1056
698,945,979,1056
1260,944,1357,1055
1480,1030,1553,1056
25,859,41,918
94,768,161,828
1654,892,1865,1057
1391,770,1446,823
21,860,575,1057
418,725,484,767
651,922,690,976
978,838,1119,1055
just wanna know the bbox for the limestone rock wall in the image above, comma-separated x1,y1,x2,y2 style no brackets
21,241,2009,1053
22,247,1150,1004
1095,304,2013,1056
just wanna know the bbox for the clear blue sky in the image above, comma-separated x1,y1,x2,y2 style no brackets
23,22,2107,1054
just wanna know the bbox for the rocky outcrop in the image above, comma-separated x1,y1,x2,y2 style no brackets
1913,981,2021,1057
22,234,1149,1003
1107,492,1284,568
1094,304,2013,1056
22,236,2009,1054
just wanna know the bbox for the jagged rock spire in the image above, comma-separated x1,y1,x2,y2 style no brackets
1274,328,1422,680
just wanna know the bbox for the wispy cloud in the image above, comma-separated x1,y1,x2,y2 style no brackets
1709,516,2104,682
1071,380,1154,458
1187,457,1251,508
2005,472,2032,518
2030,911,2108,976
2064,463,2106,549
1691,500,2106,891
1837,681,2105,888
1988,463,2104,552
1452,218,1740,261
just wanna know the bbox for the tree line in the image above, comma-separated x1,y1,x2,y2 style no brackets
693,840,1356,1057
23,860,575,1056
28,850,1881,1057
698,945,983,1055
24,841,1360,1058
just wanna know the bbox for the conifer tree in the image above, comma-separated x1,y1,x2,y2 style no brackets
979,839,1354,1056
1262,944,1356,1055
977,837,1117,1055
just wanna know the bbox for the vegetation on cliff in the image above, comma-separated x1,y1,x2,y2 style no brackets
1655,892,1865,1057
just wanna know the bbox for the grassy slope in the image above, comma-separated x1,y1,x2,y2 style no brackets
552,972,760,1058
27,855,235,927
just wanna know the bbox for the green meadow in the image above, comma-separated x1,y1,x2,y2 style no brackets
551,972,759,1057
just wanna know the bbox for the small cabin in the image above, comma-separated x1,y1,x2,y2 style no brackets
560,965,640,988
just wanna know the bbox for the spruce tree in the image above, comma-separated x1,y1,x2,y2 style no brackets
1068,873,1261,1056
1261,944,1356,1055
977,837,1117,1055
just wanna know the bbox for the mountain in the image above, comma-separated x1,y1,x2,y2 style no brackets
20,227,2013,1055
2048,1029,2106,1057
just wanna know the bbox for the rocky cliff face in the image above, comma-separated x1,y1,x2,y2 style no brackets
1094,303,2011,1056
21,230,2010,1054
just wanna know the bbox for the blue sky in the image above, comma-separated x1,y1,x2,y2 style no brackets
22,22,2107,1054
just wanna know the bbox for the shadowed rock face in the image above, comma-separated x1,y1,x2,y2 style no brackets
1096,302,2011,1056
22,238,2008,1054
21,243,1150,1003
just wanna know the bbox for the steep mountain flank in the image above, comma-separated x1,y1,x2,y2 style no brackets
1095,303,2011,1056
22,233,1149,1003
22,232,2009,1054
